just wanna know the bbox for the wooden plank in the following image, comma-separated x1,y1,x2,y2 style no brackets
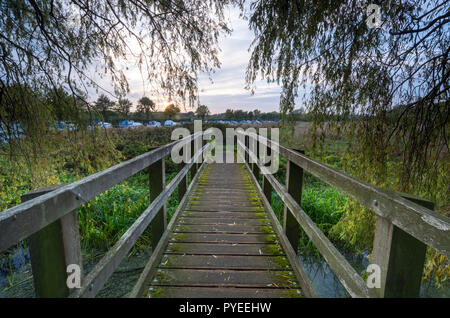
150,269,298,288
168,233,277,244
0,132,202,253
174,224,275,234
71,143,209,298
179,217,268,226
183,211,264,218
159,255,290,270
22,186,82,298
165,243,285,256
147,286,303,298
251,133,449,257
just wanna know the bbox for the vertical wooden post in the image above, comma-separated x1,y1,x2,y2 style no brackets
245,135,249,163
178,146,187,202
283,150,304,254
149,155,166,251
262,145,272,205
191,136,197,178
252,133,260,182
22,185,82,298
372,194,433,298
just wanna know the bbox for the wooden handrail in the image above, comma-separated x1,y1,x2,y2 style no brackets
240,131,449,257
0,132,202,253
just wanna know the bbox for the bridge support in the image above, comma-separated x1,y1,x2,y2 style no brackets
22,185,82,298
178,147,187,202
283,150,304,254
372,194,434,298
149,156,166,251
262,146,272,205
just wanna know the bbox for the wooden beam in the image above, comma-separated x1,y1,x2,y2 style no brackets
22,185,82,298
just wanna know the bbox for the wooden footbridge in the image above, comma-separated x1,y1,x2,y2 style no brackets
0,131,448,298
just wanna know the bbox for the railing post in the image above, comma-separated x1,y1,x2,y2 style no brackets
372,194,433,298
178,146,187,202
262,145,272,205
148,153,166,251
245,134,249,163
190,135,197,178
283,150,304,253
252,133,260,182
21,185,82,298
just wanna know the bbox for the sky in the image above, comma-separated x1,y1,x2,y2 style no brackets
91,7,284,115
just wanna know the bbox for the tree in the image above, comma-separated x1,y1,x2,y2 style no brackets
253,109,261,119
164,104,181,120
115,98,132,117
136,97,155,122
195,105,210,120
0,0,237,142
225,109,234,120
94,94,114,121
246,1,449,187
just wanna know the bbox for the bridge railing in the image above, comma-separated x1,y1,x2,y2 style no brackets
0,132,209,298
237,130,449,298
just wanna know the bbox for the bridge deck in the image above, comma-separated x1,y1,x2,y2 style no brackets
143,162,304,298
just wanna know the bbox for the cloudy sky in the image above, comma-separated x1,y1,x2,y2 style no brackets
91,7,285,115
195,7,283,114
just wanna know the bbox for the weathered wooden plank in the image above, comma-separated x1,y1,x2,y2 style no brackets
174,224,275,234
168,233,277,244
165,242,285,256
159,254,289,270
150,269,298,288
0,133,202,253
251,133,449,257
147,286,303,298
182,211,264,218
179,217,269,226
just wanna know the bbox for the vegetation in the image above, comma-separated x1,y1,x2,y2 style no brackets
136,97,156,122
195,105,210,120
163,104,181,120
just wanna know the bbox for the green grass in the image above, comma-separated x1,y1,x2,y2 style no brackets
271,180,348,255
